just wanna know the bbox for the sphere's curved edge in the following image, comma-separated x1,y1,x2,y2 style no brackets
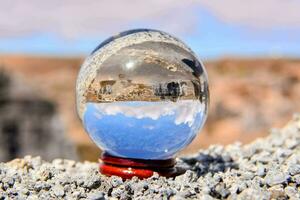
76,29,197,120
91,29,163,55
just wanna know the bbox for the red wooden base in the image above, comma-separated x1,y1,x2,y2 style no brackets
99,153,185,179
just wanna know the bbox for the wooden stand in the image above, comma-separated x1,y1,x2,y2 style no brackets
99,153,185,179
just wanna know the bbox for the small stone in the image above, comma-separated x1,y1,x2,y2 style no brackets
20,188,29,195
52,159,64,166
83,172,101,189
286,153,300,165
238,188,270,200
170,195,185,200
292,174,300,184
268,185,286,199
252,152,272,164
110,176,123,187
242,171,255,180
214,183,230,198
242,146,257,158
285,186,297,198
52,185,64,197
87,192,105,200
265,171,289,186
256,165,266,177
285,139,298,149
27,195,39,200
34,182,43,192
197,194,214,200
288,165,300,175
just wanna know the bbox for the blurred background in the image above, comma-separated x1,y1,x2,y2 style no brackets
0,0,300,162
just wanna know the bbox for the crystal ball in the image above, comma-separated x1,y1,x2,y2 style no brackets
76,29,209,160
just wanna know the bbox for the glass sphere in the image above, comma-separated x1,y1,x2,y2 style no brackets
76,29,209,160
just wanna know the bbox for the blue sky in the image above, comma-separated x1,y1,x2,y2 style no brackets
0,1,299,59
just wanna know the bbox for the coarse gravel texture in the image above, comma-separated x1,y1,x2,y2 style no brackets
1,115,300,200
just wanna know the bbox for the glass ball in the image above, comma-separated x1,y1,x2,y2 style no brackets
76,29,209,160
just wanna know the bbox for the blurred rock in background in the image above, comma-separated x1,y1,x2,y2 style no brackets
0,68,77,162
0,55,299,161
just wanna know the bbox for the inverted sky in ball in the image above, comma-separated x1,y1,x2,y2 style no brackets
76,29,209,160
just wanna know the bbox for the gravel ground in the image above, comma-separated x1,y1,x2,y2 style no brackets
1,115,300,200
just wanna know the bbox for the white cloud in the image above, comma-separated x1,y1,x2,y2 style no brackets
0,0,299,40
91,100,204,127
199,0,300,29
0,0,198,39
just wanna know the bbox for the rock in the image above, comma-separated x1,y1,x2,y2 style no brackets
237,188,270,200
52,185,64,197
268,185,286,199
256,165,266,177
82,171,101,189
87,192,106,200
284,138,298,149
110,176,123,187
284,186,298,198
265,171,289,186
288,165,300,176
292,174,300,184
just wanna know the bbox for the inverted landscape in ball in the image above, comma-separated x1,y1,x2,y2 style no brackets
76,29,209,179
